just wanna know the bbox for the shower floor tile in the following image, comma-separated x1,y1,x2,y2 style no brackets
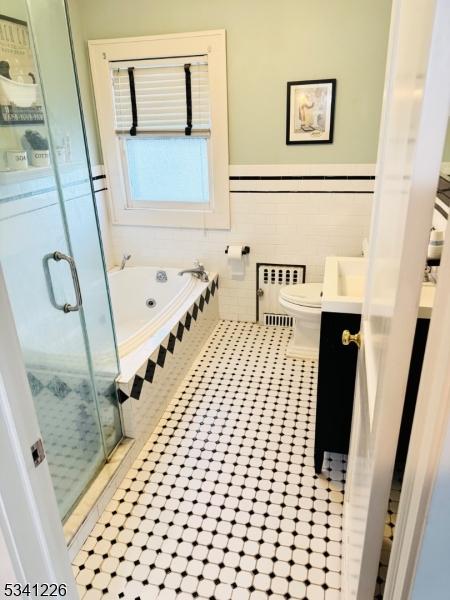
74,321,346,600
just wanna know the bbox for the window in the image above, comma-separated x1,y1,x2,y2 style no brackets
89,30,229,228
124,137,209,205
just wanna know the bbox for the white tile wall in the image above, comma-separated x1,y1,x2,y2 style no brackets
97,164,374,322
91,165,115,271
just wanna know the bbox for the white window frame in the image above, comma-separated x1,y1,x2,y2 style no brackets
88,30,230,229
119,133,213,212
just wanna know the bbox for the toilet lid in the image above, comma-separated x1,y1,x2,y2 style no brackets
279,282,322,308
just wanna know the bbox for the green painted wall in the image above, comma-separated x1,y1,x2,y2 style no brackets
68,0,393,165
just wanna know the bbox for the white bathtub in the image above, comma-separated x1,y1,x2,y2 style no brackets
108,266,210,360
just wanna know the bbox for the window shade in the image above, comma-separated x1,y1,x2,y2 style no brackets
111,56,210,134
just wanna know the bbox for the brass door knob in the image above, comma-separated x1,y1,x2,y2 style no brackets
342,330,361,349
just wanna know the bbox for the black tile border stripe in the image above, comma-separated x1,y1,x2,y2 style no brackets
88,172,375,196
229,175,375,181
231,190,374,194
93,173,374,183
118,275,219,403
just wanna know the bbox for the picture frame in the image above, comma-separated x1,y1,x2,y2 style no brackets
286,79,336,145
0,13,44,126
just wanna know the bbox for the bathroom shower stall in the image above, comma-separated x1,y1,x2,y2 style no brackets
0,0,122,520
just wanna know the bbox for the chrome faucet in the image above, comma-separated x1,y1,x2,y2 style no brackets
120,253,131,270
178,260,209,282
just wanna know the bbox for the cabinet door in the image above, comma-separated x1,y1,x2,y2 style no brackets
315,312,361,469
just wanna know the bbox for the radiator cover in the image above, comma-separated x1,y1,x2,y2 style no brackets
256,263,306,325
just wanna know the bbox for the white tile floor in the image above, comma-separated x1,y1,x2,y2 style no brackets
74,321,346,600
374,478,402,599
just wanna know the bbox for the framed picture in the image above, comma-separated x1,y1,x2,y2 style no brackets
0,14,44,125
286,79,336,145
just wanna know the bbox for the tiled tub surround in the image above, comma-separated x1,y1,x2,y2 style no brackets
74,322,346,600
102,164,374,322
117,276,220,445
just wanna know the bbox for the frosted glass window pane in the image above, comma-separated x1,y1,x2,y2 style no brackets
125,137,209,203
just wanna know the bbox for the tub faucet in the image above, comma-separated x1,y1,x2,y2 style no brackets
120,253,131,270
178,260,209,282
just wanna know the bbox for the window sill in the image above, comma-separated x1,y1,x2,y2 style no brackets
111,202,230,230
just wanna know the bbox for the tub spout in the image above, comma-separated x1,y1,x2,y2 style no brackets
120,254,131,270
178,262,209,282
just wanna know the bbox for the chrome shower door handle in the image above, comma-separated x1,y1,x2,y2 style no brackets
44,251,83,313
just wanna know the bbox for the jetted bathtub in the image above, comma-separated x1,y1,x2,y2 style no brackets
108,266,212,360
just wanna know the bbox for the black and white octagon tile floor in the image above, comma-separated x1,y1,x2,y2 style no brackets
74,321,346,600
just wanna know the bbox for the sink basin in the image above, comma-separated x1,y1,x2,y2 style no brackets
322,256,367,314
322,256,435,318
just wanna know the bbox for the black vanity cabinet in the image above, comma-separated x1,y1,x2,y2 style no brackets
314,311,361,472
314,311,430,473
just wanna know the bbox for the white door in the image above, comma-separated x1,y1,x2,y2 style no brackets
0,265,78,599
342,0,450,598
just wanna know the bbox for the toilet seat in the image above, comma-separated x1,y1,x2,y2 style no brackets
279,283,322,309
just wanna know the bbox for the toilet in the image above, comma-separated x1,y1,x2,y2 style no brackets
279,282,322,359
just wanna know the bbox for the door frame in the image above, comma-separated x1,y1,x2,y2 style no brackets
379,0,450,596
0,265,77,598
342,0,450,596
384,178,450,594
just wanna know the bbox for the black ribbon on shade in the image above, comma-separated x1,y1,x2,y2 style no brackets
128,67,138,136
184,63,193,136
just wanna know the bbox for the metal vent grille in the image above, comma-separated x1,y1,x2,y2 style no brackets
262,266,302,286
256,263,306,325
264,313,294,327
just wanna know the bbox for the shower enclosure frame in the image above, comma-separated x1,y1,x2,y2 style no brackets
0,0,123,522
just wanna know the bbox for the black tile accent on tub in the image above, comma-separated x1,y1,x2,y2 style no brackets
198,295,205,312
117,388,129,404
167,333,177,354
144,360,156,383
157,346,167,368
118,276,219,404
176,321,185,342
130,375,144,400
191,303,199,321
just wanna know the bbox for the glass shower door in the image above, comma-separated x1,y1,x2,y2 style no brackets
0,0,121,519
26,0,122,458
